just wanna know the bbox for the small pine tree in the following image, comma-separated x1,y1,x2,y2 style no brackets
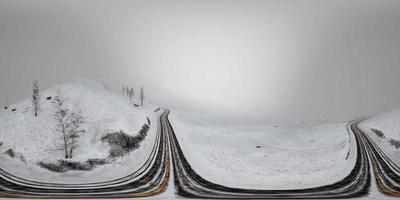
32,80,41,116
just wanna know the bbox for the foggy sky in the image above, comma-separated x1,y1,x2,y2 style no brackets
1,0,400,120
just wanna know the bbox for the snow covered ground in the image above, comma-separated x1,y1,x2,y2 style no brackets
2,78,400,199
169,110,357,190
359,109,400,165
0,79,160,183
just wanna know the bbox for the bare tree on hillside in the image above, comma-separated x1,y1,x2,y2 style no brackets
140,87,145,106
68,112,85,158
54,96,85,159
32,80,40,116
54,96,69,158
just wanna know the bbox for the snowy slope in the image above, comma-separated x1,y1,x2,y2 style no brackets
169,110,356,190
359,109,400,165
0,79,160,183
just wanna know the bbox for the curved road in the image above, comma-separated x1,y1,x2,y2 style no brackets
0,111,171,198
1,110,400,198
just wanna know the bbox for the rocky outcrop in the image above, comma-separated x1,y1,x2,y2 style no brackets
4,149,15,158
38,159,108,172
102,123,150,157
38,119,151,173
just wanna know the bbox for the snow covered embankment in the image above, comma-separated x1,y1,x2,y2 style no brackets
0,79,159,183
359,109,400,165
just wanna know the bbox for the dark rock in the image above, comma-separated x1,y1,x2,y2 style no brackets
102,123,151,158
57,160,93,171
0,142,3,147
38,162,68,172
11,108,16,112
102,130,138,149
390,139,400,149
4,106,7,110
46,96,52,100
256,145,262,148
88,158,108,165
4,149,15,157
134,104,139,107
38,158,108,173
154,108,161,112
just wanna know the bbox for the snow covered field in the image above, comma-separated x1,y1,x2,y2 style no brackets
0,79,160,183
169,110,357,190
359,109,400,165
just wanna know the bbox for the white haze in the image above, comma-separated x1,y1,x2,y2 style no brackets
1,0,400,120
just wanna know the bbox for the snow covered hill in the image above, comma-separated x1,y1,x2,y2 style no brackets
170,110,357,190
359,109,400,165
0,79,160,183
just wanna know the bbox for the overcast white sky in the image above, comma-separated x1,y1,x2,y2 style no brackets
1,0,400,120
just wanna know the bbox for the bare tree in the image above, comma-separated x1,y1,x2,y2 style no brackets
140,87,145,106
32,80,40,116
54,96,85,159
122,86,126,96
129,88,134,102
54,96,69,158
68,113,85,158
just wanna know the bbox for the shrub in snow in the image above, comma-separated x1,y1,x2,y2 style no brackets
4,149,26,163
389,139,400,149
4,149,15,158
32,80,41,117
371,128,385,138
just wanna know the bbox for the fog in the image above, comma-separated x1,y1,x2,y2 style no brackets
1,0,400,120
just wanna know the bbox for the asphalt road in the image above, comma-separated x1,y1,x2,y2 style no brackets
167,112,370,199
1,110,400,199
